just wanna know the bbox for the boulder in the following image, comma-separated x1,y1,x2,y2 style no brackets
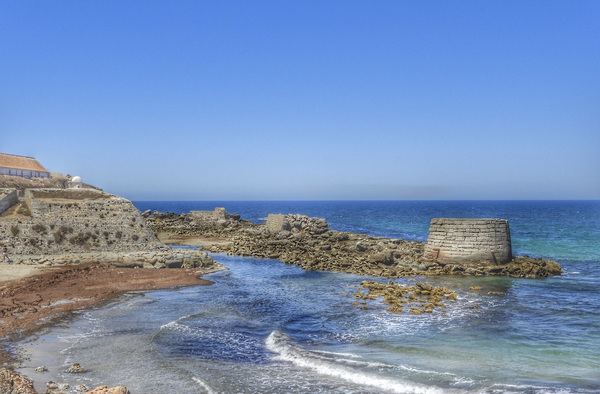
66,363,87,373
0,368,36,394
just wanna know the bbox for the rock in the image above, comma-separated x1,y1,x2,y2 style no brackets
45,381,70,393
164,258,183,268
35,365,48,373
85,385,130,394
74,385,90,392
0,368,37,394
367,252,393,265
66,363,87,373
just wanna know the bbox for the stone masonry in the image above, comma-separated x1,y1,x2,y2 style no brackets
1,188,168,256
0,188,224,270
0,188,18,216
423,218,512,266
266,213,329,235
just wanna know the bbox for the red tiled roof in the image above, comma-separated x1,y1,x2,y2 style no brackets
0,153,49,173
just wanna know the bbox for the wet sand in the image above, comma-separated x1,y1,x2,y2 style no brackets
0,262,213,366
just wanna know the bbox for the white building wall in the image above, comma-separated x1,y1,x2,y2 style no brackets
0,167,50,178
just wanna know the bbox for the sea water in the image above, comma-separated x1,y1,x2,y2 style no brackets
17,201,600,393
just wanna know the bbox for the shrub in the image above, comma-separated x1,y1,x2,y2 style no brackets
54,230,65,243
10,226,19,236
32,224,47,233
131,234,140,241
53,226,73,243
69,232,90,246
17,204,31,216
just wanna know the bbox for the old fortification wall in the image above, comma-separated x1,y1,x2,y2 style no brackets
423,218,512,266
0,188,169,256
0,188,18,216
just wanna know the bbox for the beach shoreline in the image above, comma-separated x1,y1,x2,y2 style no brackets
0,262,215,367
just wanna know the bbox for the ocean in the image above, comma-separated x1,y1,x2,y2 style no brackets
17,201,600,393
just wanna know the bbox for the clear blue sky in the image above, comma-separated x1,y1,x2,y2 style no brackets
2,1,598,200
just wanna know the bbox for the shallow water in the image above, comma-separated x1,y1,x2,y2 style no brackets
17,201,600,393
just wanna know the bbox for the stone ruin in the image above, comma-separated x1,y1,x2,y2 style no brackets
188,207,240,227
266,213,329,235
423,218,512,266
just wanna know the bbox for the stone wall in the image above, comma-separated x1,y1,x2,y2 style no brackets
0,188,18,216
187,207,238,227
0,188,168,256
266,213,329,235
423,218,512,266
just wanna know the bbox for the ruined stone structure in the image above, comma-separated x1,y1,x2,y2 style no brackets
0,188,168,256
188,207,235,227
148,210,561,278
423,218,512,266
0,188,18,216
0,188,222,269
266,213,329,235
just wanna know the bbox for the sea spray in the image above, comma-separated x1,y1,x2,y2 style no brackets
265,330,450,394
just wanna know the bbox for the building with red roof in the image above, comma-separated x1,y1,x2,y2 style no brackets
0,153,50,178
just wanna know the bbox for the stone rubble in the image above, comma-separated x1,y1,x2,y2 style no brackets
353,280,458,314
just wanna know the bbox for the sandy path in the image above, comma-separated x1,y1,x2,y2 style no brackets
0,263,45,282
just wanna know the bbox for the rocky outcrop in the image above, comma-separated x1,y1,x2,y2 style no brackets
65,363,86,374
0,174,64,191
266,213,329,235
11,249,223,272
353,280,458,314
146,209,562,278
0,367,37,394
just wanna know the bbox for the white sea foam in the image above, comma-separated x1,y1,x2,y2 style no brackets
265,330,453,394
312,349,363,358
192,377,217,394
158,313,198,332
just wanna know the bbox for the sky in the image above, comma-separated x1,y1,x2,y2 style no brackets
1,0,599,201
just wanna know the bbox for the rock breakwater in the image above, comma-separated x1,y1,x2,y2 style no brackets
145,208,562,278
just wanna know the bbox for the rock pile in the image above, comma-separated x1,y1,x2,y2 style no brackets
10,249,222,271
353,280,458,314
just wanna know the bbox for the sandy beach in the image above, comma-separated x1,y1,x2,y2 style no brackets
0,262,213,366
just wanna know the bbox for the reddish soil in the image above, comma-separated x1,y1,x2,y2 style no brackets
0,263,212,365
